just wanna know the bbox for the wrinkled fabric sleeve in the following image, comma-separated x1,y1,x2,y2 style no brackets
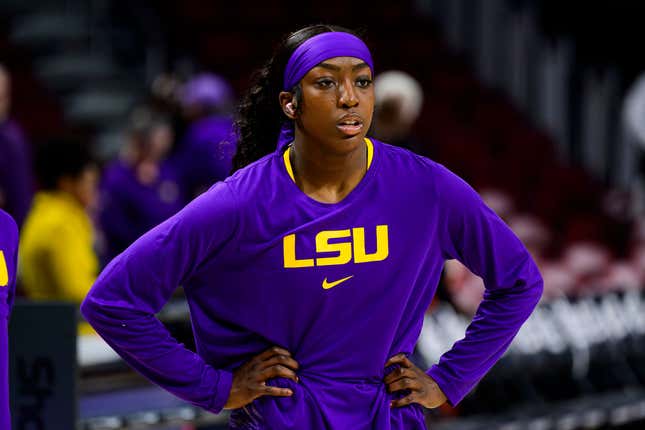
426,163,543,406
81,181,238,413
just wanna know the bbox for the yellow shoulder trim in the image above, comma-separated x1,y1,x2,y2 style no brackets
365,138,374,169
0,250,9,287
283,146,296,182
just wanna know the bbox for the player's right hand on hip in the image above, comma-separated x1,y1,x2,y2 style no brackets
224,346,299,409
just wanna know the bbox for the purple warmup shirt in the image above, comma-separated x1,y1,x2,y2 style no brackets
0,209,18,430
82,139,543,429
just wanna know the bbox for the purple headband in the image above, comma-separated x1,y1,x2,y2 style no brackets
283,32,374,90
277,32,374,150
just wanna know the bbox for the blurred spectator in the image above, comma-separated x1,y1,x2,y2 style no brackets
628,220,645,287
443,259,484,316
170,73,236,200
480,188,515,222
149,73,187,139
507,214,552,261
563,241,612,295
19,139,99,310
602,261,641,292
634,216,645,244
99,110,184,261
151,73,182,111
622,73,645,216
0,64,34,227
633,243,645,285
540,262,575,300
372,70,424,152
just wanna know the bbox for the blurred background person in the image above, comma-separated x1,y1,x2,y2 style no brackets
170,73,237,200
19,139,99,333
99,109,183,262
0,64,34,228
372,70,424,153
622,72,645,216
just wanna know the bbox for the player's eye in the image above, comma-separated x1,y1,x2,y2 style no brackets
356,77,373,88
316,78,336,89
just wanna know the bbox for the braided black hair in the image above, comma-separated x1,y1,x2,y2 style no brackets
232,24,361,171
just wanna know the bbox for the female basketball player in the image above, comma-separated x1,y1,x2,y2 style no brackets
82,25,543,429
1,209,18,429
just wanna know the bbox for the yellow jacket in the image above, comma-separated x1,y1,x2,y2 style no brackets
19,191,98,306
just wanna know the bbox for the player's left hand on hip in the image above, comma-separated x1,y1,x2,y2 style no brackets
384,354,447,409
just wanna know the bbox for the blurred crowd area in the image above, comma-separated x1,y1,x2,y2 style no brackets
1,0,645,429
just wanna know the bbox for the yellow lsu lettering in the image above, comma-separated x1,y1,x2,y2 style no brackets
0,250,8,287
315,229,352,266
283,225,389,268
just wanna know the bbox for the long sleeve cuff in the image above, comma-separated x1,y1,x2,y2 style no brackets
209,369,233,413
426,364,463,407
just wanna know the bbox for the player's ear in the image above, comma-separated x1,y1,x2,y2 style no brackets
279,92,297,119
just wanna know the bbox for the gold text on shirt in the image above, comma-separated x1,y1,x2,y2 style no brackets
283,225,389,268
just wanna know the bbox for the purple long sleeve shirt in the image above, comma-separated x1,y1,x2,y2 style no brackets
82,139,543,429
0,209,18,430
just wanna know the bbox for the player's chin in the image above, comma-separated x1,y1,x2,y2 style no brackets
335,129,366,145
328,135,363,155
